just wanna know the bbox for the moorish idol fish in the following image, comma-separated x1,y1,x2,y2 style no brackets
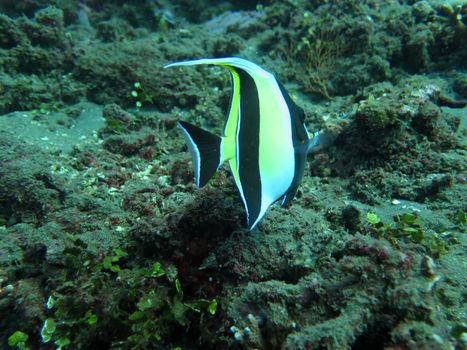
164,57,317,230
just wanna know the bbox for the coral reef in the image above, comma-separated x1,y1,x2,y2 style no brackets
0,1,465,349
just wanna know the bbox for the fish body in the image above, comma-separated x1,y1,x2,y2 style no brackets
165,58,311,229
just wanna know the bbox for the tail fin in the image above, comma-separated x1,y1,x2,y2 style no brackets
178,121,222,188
